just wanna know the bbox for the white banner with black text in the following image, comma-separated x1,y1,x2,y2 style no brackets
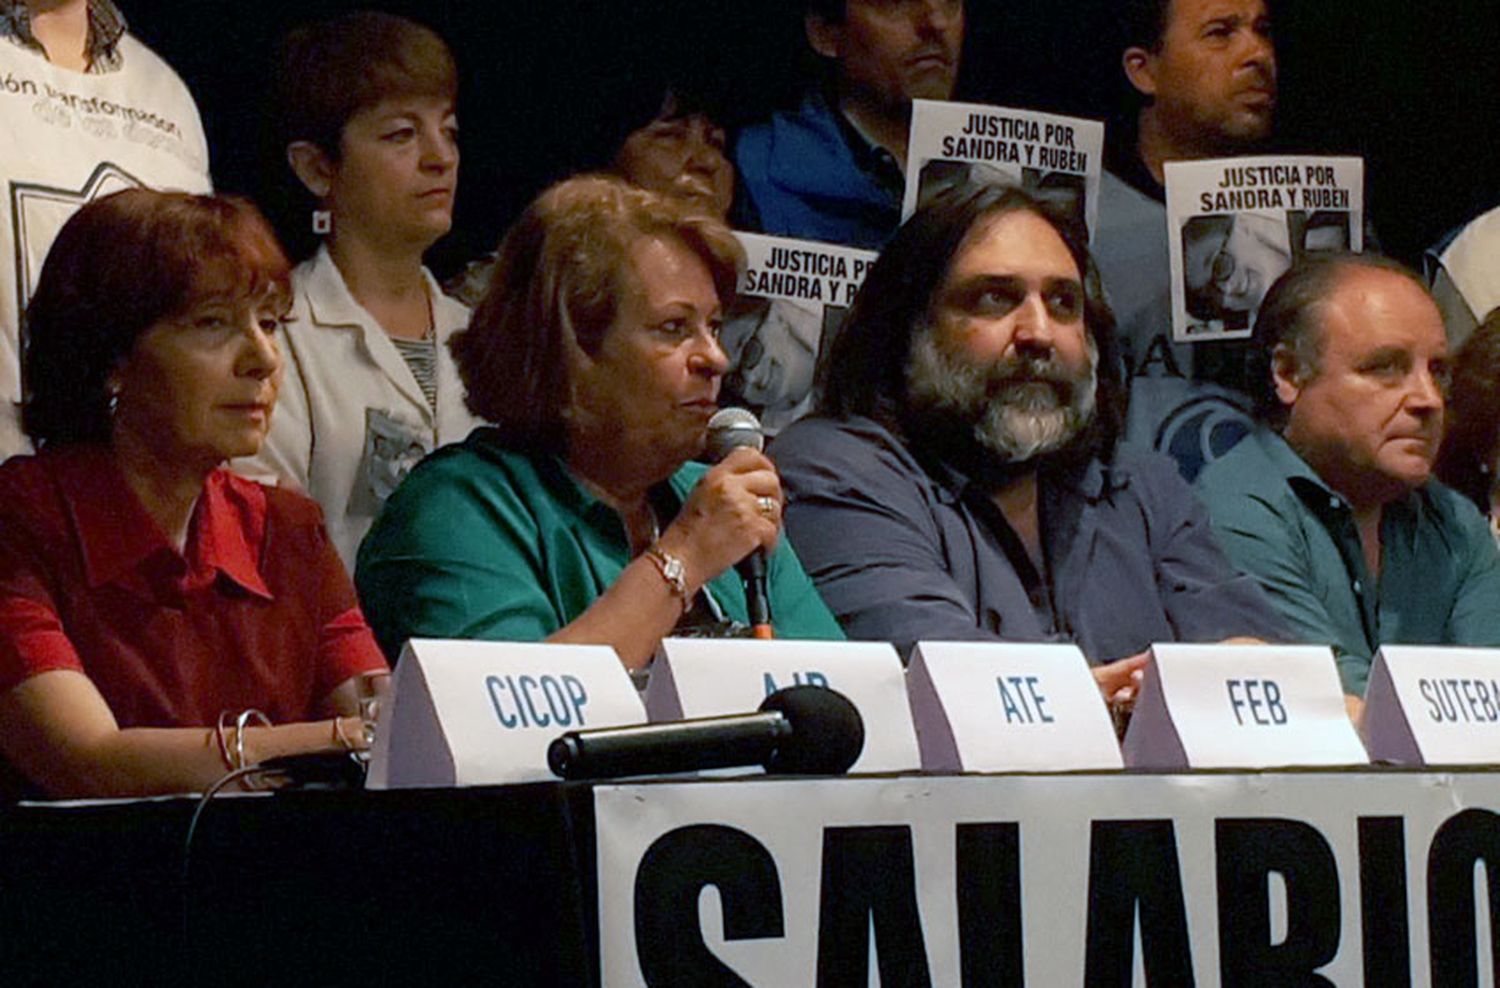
596,772,1500,986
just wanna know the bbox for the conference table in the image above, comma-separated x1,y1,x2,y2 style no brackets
2,769,1498,986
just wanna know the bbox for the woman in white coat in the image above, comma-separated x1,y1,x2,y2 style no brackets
243,11,480,571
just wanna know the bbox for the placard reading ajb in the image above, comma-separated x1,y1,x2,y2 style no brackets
903,99,1103,241
1165,155,1363,342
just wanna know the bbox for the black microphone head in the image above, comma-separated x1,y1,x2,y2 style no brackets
705,407,764,462
758,685,864,775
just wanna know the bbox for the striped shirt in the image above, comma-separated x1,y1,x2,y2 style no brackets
391,335,439,414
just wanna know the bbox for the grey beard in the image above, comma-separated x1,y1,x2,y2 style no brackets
905,330,1097,463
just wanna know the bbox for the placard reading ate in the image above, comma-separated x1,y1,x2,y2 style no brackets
643,638,920,774
366,639,645,788
1364,645,1500,765
907,641,1123,771
1122,643,1367,769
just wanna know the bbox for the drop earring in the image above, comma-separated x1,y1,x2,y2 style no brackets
312,209,332,235
107,388,120,417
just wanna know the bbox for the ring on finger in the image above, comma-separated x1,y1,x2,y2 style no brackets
756,495,778,520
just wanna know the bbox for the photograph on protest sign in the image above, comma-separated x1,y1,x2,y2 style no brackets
1166,156,1363,341
721,233,877,434
902,99,1104,241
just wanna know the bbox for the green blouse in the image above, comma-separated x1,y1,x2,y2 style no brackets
355,429,844,660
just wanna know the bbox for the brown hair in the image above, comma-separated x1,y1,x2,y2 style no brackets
1436,308,1500,512
450,174,742,454
275,10,457,158
22,189,291,447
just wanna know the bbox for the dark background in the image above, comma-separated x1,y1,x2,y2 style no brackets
124,0,1500,277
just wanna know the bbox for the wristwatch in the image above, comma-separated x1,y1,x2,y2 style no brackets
645,545,691,612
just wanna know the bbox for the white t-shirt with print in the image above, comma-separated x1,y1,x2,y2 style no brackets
0,33,211,458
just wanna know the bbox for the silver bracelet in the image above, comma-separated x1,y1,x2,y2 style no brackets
233,708,272,772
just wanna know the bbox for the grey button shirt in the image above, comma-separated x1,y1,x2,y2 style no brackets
772,414,1287,662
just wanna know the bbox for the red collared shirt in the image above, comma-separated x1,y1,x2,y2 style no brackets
0,445,387,727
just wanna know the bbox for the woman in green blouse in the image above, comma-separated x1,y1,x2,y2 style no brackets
355,175,842,667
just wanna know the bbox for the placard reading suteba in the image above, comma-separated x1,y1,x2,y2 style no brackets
366,639,645,788
1363,645,1500,765
1123,643,1367,769
907,641,1123,771
643,638,920,773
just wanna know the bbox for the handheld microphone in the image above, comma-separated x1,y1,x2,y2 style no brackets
546,685,865,780
705,407,773,639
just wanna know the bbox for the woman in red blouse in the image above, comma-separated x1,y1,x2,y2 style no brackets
0,189,388,798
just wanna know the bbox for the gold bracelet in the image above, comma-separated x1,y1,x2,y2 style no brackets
644,544,690,613
331,717,356,751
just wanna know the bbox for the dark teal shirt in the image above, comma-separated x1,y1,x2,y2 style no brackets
1196,427,1500,695
355,430,844,660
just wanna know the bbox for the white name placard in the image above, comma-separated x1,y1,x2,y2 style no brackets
1364,645,1500,766
642,638,920,774
366,639,645,789
1122,643,1367,769
907,641,1123,771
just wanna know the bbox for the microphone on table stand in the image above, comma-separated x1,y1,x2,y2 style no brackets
547,685,865,780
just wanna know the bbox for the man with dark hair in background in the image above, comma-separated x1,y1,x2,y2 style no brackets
732,0,964,249
773,184,1284,712
1093,0,1276,479
1196,254,1500,714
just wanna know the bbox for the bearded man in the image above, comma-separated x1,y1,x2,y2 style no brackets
771,185,1285,707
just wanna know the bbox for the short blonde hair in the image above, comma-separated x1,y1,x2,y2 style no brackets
450,174,743,453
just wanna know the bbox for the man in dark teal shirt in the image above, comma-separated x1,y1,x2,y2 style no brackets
1197,254,1500,703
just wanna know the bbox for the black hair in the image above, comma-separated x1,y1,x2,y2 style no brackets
805,0,846,24
1119,0,1173,52
1248,252,1429,424
818,182,1126,461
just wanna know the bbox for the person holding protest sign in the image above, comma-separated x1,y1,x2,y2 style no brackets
237,11,481,573
1093,0,1278,479
733,0,965,249
772,184,1284,713
446,87,736,308
0,190,387,799
612,90,736,223
356,176,842,668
